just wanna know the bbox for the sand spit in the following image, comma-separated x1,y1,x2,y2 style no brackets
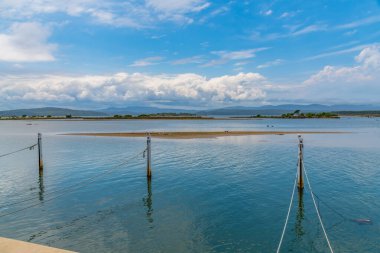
64,131,345,139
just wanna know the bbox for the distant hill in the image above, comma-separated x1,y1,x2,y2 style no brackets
2,104,380,117
198,104,380,116
0,107,108,117
100,106,197,115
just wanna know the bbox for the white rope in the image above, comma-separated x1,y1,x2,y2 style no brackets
0,143,37,158
304,164,334,253
276,172,298,253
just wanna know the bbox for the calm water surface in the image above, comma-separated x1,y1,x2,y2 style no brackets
0,118,379,252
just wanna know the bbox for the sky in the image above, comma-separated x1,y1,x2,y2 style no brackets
1,0,380,110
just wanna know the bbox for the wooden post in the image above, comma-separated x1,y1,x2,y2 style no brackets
146,134,152,179
297,135,304,190
38,133,43,172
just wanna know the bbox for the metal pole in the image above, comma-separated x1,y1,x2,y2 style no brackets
147,134,152,179
297,135,304,190
38,133,43,172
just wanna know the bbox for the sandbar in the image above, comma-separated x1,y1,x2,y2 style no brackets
64,131,345,139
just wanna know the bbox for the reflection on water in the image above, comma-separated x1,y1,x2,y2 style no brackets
0,118,380,252
38,171,44,201
143,178,154,225
295,190,304,238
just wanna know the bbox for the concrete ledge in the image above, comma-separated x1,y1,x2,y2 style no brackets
0,237,76,253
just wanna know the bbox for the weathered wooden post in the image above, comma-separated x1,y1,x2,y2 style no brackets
38,133,43,172
297,135,304,190
146,134,152,179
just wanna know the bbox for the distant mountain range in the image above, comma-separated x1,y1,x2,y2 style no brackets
0,107,107,117
99,106,197,115
1,104,380,117
198,104,380,116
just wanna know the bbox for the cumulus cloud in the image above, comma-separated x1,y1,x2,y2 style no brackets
305,45,380,85
0,22,56,62
305,65,370,85
299,45,380,103
0,72,268,107
355,46,380,69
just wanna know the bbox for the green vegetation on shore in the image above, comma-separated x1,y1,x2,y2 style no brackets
232,110,339,119
280,111,339,118
333,111,380,117
111,113,209,119
0,113,212,120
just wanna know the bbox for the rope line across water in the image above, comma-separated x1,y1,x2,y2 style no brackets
0,144,37,159
275,171,298,253
304,164,335,253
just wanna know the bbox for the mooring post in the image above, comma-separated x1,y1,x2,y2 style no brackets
297,135,304,190
146,134,152,179
38,133,43,172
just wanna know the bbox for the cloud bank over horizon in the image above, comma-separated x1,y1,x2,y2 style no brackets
0,1,380,109
1,46,380,110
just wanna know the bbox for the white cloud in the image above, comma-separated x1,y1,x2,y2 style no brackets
0,72,268,107
0,0,95,18
297,46,380,103
355,46,380,69
257,59,283,69
202,48,268,67
0,0,210,28
254,14,380,43
279,11,297,19
336,16,380,30
0,22,56,62
305,45,380,85
171,55,204,65
146,0,209,13
214,48,266,60
251,24,326,41
129,56,164,67
291,24,327,36
304,43,376,61
305,65,370,85
344,30,357,36
260,9,272,16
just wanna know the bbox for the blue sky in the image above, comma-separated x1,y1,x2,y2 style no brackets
1,0,380,109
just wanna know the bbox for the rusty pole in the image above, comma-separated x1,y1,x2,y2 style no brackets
38,133,43,173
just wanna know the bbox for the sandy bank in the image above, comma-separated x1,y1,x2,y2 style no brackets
0,237,76,253
64,131,344,139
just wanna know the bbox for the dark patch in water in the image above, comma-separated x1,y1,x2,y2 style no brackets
350,219,373,225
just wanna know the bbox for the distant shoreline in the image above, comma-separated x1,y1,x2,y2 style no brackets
0,117,335,121
63,131,345,139
1,114,378,121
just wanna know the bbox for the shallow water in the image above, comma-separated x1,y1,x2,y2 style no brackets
0,118,379,252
